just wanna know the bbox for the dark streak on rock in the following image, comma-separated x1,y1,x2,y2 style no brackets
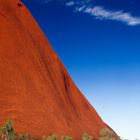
18,2,23,7
0,12,6,18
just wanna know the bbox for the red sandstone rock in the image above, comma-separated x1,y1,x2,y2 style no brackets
0,0,113,139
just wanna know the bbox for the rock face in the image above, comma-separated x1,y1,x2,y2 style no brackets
0,0,110,139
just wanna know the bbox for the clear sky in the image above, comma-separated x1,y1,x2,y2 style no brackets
22,0,140,139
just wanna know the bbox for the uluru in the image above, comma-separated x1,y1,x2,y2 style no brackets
0,0,116,139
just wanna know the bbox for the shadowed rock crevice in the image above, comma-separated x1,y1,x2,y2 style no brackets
17,2,23,7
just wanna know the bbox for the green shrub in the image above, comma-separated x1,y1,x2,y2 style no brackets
42,135,47,140
47,134,58,140
99,128,120,140
99,128,111,137
82,133,93,140
32,136,39,140
99,138,114,140
19,133,30,140
0,119,16,140
61,136,73,140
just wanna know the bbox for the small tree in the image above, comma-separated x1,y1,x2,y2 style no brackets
82,133,93,140
0,119,16,140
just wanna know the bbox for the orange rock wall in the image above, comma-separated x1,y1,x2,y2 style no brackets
0,1,108,139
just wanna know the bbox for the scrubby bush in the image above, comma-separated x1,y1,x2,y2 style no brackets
0,119,16,140
47,134,58,140
99,128,120,140
19,133,30,140
32,136,39,140
82,133,93,140
1,119,123,140
100,128,116,137
42,135,47,140
61,136,73,140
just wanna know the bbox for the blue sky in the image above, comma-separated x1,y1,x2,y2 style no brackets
22,0,140,139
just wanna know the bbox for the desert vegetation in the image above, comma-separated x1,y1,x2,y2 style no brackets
99,128,120,140
0,119,120,140
0,119,16,140
82,133,93,140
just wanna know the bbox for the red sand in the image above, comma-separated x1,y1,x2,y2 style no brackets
0,0,113,139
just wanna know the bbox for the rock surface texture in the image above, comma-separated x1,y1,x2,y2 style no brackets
0,0,112,139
